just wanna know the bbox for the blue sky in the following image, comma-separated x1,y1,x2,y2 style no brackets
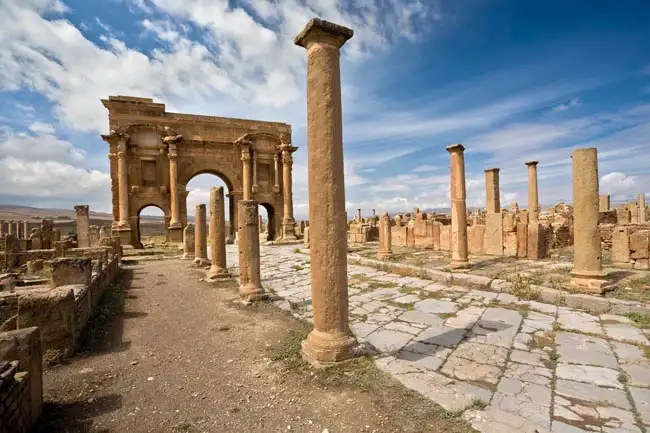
0,0,649,219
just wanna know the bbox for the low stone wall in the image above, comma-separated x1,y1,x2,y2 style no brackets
0,327,43,433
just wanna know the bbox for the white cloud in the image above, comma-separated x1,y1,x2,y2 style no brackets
28,121,55,134
600,171,637,196
0,126,85,164
552,97,581,112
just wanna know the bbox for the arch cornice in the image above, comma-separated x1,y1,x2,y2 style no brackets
114,123,181,138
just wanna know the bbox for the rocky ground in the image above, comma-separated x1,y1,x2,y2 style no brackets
32,258,475,433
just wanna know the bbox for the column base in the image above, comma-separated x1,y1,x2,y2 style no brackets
301,329,361,367
450,259,471,270
377,251,393,261
206,266,230,280
570,270,610,294
115,228,132,247
169,226,183,243
282,220,297,241
238,283,266,303
182,252,195,260
193,257,210,267
273,186,280,194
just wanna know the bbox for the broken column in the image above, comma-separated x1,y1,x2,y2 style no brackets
485,168,503,256
237,200,265,302
447,144,470,269
74,205,90,248
193,204,209,266
639,193,647,223
182,223,195,260
295,18,359,365
356,209,362,222
206,187,229,280
570,148,609,292
377,212,393,260
526,161,539,222
599,195,611,212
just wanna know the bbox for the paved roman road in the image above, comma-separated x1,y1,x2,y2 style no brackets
223,244,650,433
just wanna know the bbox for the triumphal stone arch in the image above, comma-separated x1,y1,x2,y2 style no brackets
101,95,297,248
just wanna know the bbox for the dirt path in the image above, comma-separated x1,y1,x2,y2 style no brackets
32,259,474,433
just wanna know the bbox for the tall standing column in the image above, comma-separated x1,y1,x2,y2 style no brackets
7,221,14,236
356,209,361,222
526,161,539,222
117,138,130,228
193,204,209,266
571,148,609,293
377,212,393,260
295,18,359,365
252,155,259,193
206,187,230,279
168,143,181,228
0,220,4,236
241,145,252,200
14,221,20,239
74,205,90,248
447,144,470,269
22,221,28,240
237,200,265,302
281,144,297,240
639,193,647,223
484,168,501,213
273,153,280,193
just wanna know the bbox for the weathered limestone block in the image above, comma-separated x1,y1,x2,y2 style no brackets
611,226,630,266
51,229,61,242
29,232,41,250
0,327,43,423
88,225,100,247
74,205,90,248
468,224,485,254
503,232,518,257
50,257,92,288
502,213,515,233
17,287,75,364
432,222,441,250
182,224,195,259
617,207,631,225
484,213,503,256
440,225,451,251
392,226,408,247
630,230,649,259
53,240,71,258
26,260,44,277
516,223,528,258
518,210,529,224
527,222,547,259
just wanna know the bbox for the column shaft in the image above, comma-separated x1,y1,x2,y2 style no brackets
241,148,251,200
117,142,130,227
207,187,229,279
295,18,358,365
169,150,180,227
281,147,297,240
377,212,393,260
274,154,280,190
571,148,608,292
237,200,264,302
485,168,500,213
193,204,209,266
448,144,470,268
526,161,539,222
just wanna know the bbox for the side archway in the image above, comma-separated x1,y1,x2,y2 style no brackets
136,204,168,249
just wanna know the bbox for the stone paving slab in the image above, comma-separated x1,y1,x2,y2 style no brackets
224,245,650,433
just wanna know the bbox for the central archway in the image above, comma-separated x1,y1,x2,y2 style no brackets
185,171,234,241
136,204,167,249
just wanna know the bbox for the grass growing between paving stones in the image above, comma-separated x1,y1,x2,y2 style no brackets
509,273,542,301
270,323,477,433
625,312,650,329
607,275,650,303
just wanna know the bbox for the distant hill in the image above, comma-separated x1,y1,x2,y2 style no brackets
0,204,164,222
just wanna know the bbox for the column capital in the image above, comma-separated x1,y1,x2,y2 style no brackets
485,167,500,173
162,133,183,145
281,152,293,165
74,205,89,216
525,160,539,167
446,143,465,153
294,18,354,49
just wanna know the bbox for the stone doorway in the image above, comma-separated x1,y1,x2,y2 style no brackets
259,203,277,241
136,205,167,249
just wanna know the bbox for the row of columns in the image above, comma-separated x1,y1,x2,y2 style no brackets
0,220,30,238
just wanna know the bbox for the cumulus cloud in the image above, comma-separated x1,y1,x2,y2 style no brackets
0,126,85,164
28,121,55,135
600,171,637,196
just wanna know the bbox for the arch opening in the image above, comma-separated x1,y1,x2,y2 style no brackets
186,173,233,241
259,203,277,241
137,205,166,248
